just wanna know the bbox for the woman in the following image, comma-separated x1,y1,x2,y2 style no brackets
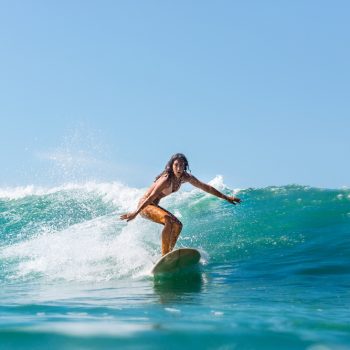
120,153,241,256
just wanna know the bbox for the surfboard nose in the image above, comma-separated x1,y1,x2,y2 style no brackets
151,248,201,275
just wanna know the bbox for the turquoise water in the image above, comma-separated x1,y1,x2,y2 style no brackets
1,178,349,349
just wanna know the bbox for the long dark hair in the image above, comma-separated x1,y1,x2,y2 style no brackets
155,153,190,181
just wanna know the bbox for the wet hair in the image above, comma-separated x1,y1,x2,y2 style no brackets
155,153,190,181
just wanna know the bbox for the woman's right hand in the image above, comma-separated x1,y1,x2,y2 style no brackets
120,212,138,222
226,196,241,205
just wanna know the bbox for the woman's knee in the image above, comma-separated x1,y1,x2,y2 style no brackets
175,220,183,232
164,215,182,232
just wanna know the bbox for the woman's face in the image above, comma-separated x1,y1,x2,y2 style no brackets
172,159,185,178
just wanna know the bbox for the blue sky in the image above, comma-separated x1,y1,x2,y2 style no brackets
1,1,349,189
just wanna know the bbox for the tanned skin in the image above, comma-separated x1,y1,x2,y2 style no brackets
120,158,241,255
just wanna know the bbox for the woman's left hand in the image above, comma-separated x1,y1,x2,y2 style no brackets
226,196,241,205
120,212,138,222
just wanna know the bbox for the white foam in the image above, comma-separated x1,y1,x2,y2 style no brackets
165,307,181,314
25,321,152,337
0,174,237,201
208,175,225,189
1,213,159,282
0,181,143,212
211,311,224,316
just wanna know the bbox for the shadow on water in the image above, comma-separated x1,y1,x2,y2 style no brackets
153,267,204,304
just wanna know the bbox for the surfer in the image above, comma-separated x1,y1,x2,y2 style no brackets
120,153,241,256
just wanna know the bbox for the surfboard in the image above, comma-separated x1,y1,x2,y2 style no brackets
151,248,201,275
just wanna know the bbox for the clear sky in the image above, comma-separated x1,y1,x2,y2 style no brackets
1,0,349,189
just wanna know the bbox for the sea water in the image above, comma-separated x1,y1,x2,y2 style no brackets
0,176,349,349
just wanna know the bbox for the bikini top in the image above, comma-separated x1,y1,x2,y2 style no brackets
160,174,185,196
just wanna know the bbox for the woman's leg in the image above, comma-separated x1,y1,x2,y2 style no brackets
140,204,182,255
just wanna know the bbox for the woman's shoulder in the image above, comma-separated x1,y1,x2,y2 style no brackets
156,172,171,184
181,172,193,183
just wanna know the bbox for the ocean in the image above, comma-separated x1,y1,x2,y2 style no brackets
0,176,349,349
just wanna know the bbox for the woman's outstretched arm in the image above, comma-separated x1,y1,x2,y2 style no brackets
186,174,241,204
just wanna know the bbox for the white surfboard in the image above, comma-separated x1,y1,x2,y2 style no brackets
151,248,201,275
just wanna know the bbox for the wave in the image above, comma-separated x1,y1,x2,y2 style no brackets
1,177,349,283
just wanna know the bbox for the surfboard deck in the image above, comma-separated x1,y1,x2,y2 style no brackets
151,248,201,275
